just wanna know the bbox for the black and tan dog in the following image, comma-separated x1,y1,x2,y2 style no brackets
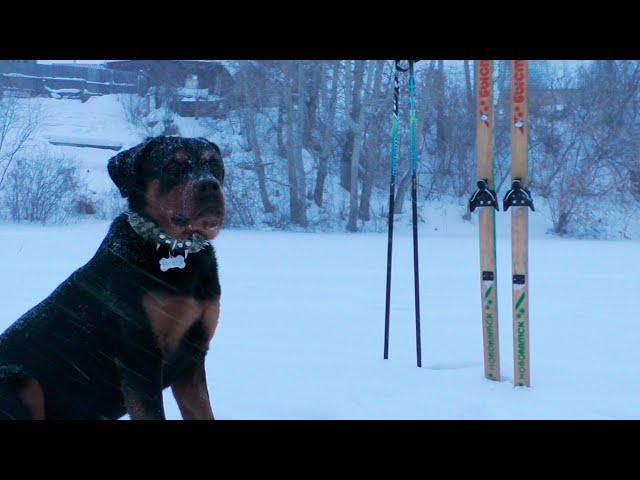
0,136,225,420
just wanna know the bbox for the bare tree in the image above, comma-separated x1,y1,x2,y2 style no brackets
529,62,640,235
0,96,43,190
341,61,368,192
358,60,386,221
4,152,81,223
346,60,368,232
239,65,275,214
284,61,308,227
313,61,340,207
435,60,448,176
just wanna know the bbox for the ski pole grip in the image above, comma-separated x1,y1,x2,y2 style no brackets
395,60,410,72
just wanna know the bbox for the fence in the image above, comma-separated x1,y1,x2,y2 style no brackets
0,61,145,96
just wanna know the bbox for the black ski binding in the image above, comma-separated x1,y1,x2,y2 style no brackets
469,179,499,212
503,178,535,211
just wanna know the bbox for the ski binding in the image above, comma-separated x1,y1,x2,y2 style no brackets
503,179,535,211
469,179,499,212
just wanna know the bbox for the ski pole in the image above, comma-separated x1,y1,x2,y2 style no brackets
383,60,406,360
408,60,422,368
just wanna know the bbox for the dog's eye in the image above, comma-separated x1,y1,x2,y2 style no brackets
165,161,187,176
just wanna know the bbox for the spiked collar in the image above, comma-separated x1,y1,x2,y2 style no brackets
125,211,211,256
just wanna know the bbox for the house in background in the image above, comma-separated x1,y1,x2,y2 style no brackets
106,60,238,118
0,60,238,118
1,60,276,120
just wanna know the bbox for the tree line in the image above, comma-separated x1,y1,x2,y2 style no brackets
204,60,639,237
2,60,639,236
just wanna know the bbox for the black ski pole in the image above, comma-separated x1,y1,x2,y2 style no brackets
408,60,422,368
384,60,406,360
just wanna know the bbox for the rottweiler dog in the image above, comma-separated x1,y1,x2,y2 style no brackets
0,135,225,420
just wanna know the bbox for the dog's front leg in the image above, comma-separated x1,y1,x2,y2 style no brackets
170,321,215,420
121,372,165,420
172,357,214,420
117,330,166,420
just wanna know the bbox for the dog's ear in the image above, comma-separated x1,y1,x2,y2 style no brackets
107,144,143,198
206,140,222,157
108,136,165,198
196,137,221,157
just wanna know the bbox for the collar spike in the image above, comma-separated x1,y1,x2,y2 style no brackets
126,211,210,256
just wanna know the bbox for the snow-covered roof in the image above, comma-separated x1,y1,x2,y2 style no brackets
37,60,111,68
103,60,242,76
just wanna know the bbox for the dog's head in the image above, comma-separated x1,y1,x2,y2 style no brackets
108,136,225,241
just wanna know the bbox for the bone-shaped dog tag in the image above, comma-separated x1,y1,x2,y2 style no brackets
159,255,186,272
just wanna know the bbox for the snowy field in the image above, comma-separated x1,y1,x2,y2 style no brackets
1,206,639,419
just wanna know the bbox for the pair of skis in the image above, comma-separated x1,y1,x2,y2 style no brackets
384,60,422,368
470,60,534,387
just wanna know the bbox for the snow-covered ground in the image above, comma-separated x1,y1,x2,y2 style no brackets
2,92,638,419
1,205,638,419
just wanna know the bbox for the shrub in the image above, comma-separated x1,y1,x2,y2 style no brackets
1,153,82,223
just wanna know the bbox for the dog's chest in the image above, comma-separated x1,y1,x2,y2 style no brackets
142,292,219,358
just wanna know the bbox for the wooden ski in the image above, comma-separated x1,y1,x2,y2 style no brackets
506,59,532,387
470,60,500,381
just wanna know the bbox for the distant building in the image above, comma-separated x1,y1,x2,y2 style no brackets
106,60,237,118
1,60,276,119
0,60,141,99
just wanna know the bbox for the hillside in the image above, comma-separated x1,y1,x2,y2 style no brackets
8,91,640,239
